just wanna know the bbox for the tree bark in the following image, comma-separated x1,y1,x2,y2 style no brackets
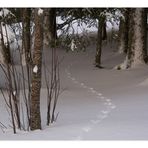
22,8,32,129
102,19,107,41
118,9,129,54
30,9,43,130
49,8,57,42
125,8,147,68
22,8,32,65
44,8,57,47
142,9,148,62
0,22,11,65
95,16,105,68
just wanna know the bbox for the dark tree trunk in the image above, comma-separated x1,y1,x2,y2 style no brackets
44,8,57,47
0,22,11,65
95,16,105,68
125,8,147,68
22,8,32,128
102,20,107,40
118,9,129,54
49,8,57,42
30,9,43,130
22,8,32,65
142,9,148,62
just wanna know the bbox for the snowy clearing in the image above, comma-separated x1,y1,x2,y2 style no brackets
0,42,148,140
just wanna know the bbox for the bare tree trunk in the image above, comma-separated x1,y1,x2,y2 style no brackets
22,8,32,129
142,9,148,62
128,8,147,68
49,8,57,43
120,8,147,69
118,9,129,54
30,9,43,130
0,24,11,65
22,8,32,65
95,16,105,68
44,8,57,47
102,19,107,41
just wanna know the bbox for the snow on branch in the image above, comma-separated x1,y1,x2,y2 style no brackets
33,65,38,73
38,9,44,16
0,8,15,17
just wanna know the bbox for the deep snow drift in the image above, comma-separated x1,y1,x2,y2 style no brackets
0,40,148,140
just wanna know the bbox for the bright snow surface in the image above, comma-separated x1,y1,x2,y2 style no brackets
0,41,148,140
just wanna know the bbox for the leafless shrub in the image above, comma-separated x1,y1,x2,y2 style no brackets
43,47,60,125
0,13,32,133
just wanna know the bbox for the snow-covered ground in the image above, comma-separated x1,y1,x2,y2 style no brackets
0,40,148,140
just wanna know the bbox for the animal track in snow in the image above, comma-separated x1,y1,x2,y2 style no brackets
90,87,94,90
80,83,84,86
111,105,116,109
90,119,101,124
106,99,111,102
88,88,98,94
97,93,103,96
101,110,109,114
73,80,79,84
82,126,92,132
75,136,82,140
67,75,71,78
105,102,112,106
99,114,108,119
65,63,117,140
91,90,97,93
82,85,87,88
71,78,76,81
100,96,105,99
